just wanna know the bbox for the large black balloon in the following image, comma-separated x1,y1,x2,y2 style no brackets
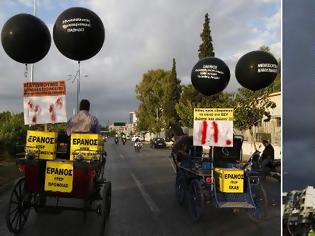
235,50,278,91
1,14,51,64
53,7,105,61
191,57,230,96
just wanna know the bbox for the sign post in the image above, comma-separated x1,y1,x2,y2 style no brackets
193,108,234,191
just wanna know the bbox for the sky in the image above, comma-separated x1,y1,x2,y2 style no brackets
283,0,315,191
0,0,280,125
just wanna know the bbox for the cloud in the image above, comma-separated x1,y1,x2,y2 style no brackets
283,0,315,141
0,0,280,124
283,138,315,191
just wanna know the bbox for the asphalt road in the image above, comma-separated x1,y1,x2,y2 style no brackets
0,139,281,236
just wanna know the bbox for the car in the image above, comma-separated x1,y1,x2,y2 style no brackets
165,139,174,148
151,137,166,148
132,135,141,142
150,138,157,148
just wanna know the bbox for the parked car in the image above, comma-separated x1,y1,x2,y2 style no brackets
151,137,166,148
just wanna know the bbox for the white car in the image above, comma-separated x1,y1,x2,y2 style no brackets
131,136,140,142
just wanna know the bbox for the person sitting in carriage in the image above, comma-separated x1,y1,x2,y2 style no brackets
66,99,101,135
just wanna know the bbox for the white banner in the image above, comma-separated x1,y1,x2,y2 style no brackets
193,108,233,147
23,81,67,125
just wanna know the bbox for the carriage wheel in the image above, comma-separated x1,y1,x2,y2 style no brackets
99,181,111,236
6,177,32,234
247,183,268,223
175,171,186,206
189,179,204,222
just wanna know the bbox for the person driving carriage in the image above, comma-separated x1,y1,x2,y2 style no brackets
66,99,101,135
260,139,275,175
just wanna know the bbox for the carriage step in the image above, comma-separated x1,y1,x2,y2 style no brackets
217,202,255,209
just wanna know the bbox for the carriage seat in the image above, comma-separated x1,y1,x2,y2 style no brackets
212,135,243,168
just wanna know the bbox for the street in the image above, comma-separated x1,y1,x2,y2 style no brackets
0,139,281,236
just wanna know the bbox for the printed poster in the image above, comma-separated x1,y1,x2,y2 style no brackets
193,108,233,147
23,81,67,125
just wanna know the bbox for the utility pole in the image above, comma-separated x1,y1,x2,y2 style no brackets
30,0,36,82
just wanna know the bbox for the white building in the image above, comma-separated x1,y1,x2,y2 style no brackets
129,112,137,124
298,186,315,218
283,186,315,225
239,91,281,160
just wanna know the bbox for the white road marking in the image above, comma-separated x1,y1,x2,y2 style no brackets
120,154,125,160
130,173,160,214
168,156,176,173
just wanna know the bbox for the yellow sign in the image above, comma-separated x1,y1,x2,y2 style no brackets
215,168,244,193
70,133,103,160
194,108,233,121
26,130,57,160
44,161,73,193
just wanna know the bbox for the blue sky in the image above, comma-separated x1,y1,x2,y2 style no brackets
0,0,281,124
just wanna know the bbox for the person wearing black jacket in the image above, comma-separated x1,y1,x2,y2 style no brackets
261,139,275,175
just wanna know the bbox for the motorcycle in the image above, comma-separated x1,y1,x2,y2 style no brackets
114,137,119,144
245,149,281,181
122,138,126,145
134,141,142,152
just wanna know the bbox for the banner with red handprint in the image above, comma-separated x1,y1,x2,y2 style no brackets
23,81,67,125
193,108,233,147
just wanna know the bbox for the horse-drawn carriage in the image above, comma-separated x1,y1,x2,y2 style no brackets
5,130,111,235
171,135,268,222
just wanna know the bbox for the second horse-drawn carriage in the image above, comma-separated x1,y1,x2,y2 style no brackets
172,135,268,222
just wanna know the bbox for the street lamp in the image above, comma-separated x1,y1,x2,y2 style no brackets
67,70,88,114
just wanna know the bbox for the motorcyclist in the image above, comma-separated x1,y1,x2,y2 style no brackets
134,136,142,148
260,139,275,175
121,133,127,143
114,133,119,143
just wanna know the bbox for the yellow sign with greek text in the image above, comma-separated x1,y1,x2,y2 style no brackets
44,161,73,193
26,130,57,160
194,108,233,121
70,133,103,160
215,168,244,193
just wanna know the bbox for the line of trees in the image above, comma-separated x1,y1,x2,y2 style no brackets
135,13,281,141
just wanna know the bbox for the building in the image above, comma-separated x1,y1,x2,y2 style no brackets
129,112,137,124
283,186,315,225
238,91,281,160
108,122,127,133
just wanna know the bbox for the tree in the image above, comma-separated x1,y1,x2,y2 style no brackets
0,112,28,156
175,12,234,127
234,87,276,148
198,13,215,59
175,85,234,128
162,58,181,131
135,69,171,133
232,45,281,147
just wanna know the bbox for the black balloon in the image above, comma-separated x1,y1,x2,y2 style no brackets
191,57,230,96
1,14,51,64
235,50,278,91
53,7,105,61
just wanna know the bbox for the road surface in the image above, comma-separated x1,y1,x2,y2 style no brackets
0,139,281,235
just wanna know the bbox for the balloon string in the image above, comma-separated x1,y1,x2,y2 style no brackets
24,64,28,78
